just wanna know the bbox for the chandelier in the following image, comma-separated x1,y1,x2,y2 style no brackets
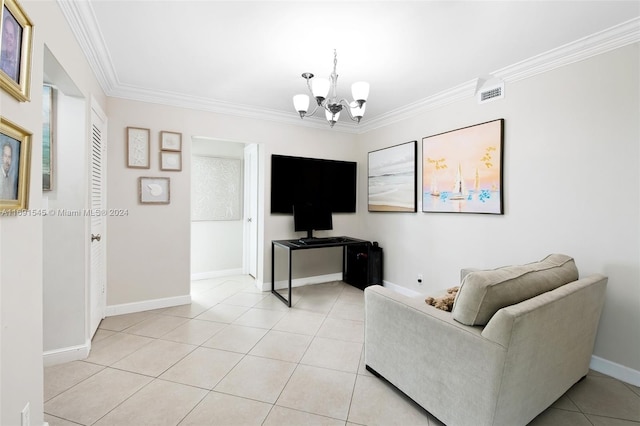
293,50,370,127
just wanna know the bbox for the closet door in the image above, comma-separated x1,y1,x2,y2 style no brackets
89,103,107,338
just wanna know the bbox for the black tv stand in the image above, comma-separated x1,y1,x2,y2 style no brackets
271,236,370,307
296,237,349,246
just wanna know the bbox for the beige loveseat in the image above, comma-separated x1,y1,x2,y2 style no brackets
364,254,607,426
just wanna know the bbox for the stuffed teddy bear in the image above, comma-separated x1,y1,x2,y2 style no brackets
425,286,460,311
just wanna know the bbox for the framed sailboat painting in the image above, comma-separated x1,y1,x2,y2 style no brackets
422,119,504,214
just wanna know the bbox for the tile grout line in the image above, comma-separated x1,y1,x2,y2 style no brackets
49,280,479,426
176,282,306,424
90,279,261,425
264,281,350,424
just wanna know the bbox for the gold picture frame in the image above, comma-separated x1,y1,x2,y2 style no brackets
139,176,170,204
0,0,34,102
160,131,182,151
0,116,31,210
126,126,150,169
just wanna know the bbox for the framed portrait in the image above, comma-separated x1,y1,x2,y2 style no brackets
160,131,182,151
0,116,31,210
0,0,33,102
139,176,170,204
43,84,54,191
422,119,504,214
160,151,181,171
126,127,150,168
368,141,417,212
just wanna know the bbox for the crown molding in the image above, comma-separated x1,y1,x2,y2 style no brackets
108,83,361,133
58,1,639,135
358,17,639,134
57,0,119,93
357,80,478,133
56,0,361,134
492,17,640,84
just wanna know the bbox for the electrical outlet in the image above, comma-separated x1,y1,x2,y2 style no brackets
21,402,30,426
417,274,423,285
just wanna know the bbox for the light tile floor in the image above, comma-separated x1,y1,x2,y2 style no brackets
44,275,640,426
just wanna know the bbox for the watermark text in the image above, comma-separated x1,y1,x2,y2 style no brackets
0,208,129,217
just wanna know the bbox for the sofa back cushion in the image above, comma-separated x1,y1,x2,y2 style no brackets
452,254,578,326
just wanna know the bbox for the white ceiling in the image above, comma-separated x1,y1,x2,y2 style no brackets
59,1,639,132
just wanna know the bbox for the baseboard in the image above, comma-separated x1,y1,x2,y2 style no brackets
590,355,640,386
265,273,343,292
191,268,243,281
106,294,192,317
43,342,91,367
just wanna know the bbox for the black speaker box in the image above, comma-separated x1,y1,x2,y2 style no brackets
345,242,383,290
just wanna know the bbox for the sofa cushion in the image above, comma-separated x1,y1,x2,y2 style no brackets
452,254,578,326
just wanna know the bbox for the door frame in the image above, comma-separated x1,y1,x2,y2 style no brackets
243,143,259,279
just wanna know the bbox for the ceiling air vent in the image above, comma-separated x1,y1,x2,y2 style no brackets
477,82,504,104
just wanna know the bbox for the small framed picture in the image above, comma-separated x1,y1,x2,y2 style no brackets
1,116,31,210
43,85,54,191
0,0,33,102
160,151,181,171
160,131,182,151
127,127,150,169
139,177,170,204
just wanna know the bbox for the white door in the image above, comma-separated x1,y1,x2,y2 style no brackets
89,103,107,338
243,144,258,278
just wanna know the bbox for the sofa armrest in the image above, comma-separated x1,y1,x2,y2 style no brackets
479,274,607,425
364,285,507,426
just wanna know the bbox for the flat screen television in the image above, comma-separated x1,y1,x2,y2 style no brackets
271,154,357,214
293,203,333,239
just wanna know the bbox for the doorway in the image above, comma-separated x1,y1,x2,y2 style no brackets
42,46,106,363
190,139,259,282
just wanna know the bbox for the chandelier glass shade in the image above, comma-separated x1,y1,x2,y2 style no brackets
293,50,369,127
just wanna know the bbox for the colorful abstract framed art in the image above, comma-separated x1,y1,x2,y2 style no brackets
422,119,504,214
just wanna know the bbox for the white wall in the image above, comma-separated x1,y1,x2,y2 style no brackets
105,100,192,309
43,89,87,353
191,138,244,278
357,44,640,377
106,98,360,309
0,1,107,424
